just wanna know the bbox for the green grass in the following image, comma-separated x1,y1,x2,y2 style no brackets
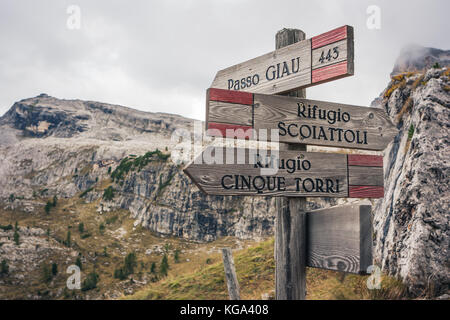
111,150,170,182
126,238,409,300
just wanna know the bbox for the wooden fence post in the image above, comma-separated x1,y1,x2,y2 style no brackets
275,28,307,300
222,247,240,300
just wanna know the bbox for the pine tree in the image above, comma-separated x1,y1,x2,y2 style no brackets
150,262,156,274
75,257,82,270
124,252,137,275
160,254,169,277
42,264,52,283
13,222,20,246
66,230,71,247
44,201,52,214
0,259,9,275
78,222,84,233
174,249,180,263
51,263,58,275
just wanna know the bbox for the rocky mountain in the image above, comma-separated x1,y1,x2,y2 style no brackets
0,46,449,298
372,66,449,297
0,95,276,243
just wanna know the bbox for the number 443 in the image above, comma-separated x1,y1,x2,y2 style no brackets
318,46,339,63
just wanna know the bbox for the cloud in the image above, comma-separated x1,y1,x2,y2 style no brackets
0,0,448,120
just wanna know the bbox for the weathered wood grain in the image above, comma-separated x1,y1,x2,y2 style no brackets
306,203,372,274
311,39,349,70
349,186,384,198
348,166,384,186
310,25,354,84
205,89,397,150
312,61,348,84
222,248,240,300
207,100,253,126
184,147,348,197
348,154,383,167
311,25,348,49
275,29,307,301
184,147,386,198
206,123,253,139
209,88,253,105
210,25,354,95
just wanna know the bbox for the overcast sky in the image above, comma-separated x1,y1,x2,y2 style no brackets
0,0,448,120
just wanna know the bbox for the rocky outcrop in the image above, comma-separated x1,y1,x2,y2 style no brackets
0,95,276,242
372,67,449,297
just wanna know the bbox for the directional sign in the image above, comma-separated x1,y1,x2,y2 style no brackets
210,25,354,95
206,88,397,151
306,203,372,274
184,147,384,198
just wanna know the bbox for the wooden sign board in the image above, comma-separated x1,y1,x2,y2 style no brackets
306,203,372,274
206,88,397,151
210,25,354,95
184,147,384,198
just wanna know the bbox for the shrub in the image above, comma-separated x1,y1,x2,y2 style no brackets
13,227,20,246
78,223,84,234
51,263,58,276
75,257,82,270
42,264,53,283
174,249,180,263
432,62,440,69
408,124,414,140
110,150,170,181
65,230,71,247
114,252,137,280
80,233,91,239
44,201,52,215
79,187,94,198
102,186,115,201
0,224,13,231
52,195,57,206
0,260,9,275
99,223,105,234
160,255,169,277
150,262,156,274
114,268,127,280
124,252,137,275
81,272,99,291
105,215,118,225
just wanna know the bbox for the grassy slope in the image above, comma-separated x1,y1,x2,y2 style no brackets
126,239,408,300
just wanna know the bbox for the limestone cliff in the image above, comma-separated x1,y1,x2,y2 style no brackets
372,66,449,297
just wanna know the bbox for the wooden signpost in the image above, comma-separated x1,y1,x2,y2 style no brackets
206,88,397,151
184,26,397,300
210,25,354,95
184,147,384,198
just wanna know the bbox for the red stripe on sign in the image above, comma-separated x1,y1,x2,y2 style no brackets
312,61,348,83
207,122,253,139
348,155,383,167
208,88,253,105
311,26,348,49
349,186,384,198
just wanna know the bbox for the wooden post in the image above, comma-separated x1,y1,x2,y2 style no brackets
222,247,240,300
275,28,307,300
